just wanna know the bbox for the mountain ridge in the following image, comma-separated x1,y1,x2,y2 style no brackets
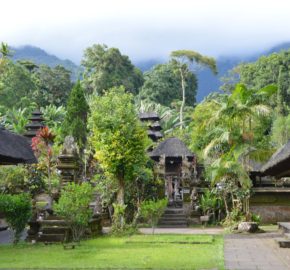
10,43,290,102
11,45,81,81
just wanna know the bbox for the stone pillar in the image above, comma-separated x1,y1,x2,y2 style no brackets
56,136,79,188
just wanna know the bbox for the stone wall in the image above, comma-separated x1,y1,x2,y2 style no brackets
250,192,290,223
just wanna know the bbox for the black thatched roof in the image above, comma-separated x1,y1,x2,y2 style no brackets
149,121,162,131
150,137,194,160
261,141,290,177
0,126,37,165
139,112,160,121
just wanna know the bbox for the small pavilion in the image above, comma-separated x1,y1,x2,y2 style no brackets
248,141,290,223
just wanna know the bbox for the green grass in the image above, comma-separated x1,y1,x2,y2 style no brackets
126,234,214,244
0,234,225,269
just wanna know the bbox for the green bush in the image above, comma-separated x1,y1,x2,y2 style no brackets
199,189,218,216
111,203,127,233
53,182,93,243
0,193,32,244
140,198,168,234
251,213,261,224
0,166,28,194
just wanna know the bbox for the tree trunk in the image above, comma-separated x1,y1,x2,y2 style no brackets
117,177,125,205
179,68,186,130
223,196,229,216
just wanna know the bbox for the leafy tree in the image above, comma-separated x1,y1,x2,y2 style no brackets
88,86,148,209
1,107,30,134
0,42,10,58
270,114,290,147
62,81,88,150
277,65,289,115
140,198,168,234
41,104,66,133
138,61,197,107
54,182,93,242
0,42,10,73
82,44,143,95
190,84,277,223
0,60,37,109
0,166,28,194
18,60,39,73
222,50,290,108
170,50,217,129
32,64,72,107
0,193,32,244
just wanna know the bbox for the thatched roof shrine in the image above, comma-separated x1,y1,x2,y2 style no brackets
0,126,37,165
150,137,194,161
139,112,160,121
261,140,290,177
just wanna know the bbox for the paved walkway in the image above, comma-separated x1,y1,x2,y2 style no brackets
139,227,224,235
0,228,27,244
224,232,290,270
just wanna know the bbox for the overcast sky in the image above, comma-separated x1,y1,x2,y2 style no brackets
1,0,290,63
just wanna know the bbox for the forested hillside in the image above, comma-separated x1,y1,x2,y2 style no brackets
11,45,81,81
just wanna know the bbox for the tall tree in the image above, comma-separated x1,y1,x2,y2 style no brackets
82,44,143,95
276,65,289,116
88,86,148,206
62,81,88,150
0,61,37,109
222,50,290,108
32,64,72,107
138,61,197,107
170,50,217,129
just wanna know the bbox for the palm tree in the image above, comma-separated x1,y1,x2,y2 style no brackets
170,50,217,130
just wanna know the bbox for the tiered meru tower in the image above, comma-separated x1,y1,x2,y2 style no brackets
139,112,163,142
24,109,45,140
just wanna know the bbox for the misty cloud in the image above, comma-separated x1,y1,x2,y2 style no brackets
1,0,290,63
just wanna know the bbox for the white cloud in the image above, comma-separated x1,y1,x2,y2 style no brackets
1,0,290,63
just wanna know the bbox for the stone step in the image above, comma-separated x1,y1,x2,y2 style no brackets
42,226,69,234
164,209,184,215
46,215,63,221
162,214,186,219
38,219,67,226
275,238,290,248
158,224,187,228
158,220,187,226
278,222,290,234
159,217,187,222
38,233,65,243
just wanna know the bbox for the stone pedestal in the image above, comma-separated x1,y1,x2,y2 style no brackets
57,154,78,188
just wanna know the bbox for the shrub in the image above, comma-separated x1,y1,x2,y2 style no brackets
111,203,127,233
53,182,93,243
140,198,168,234
0,166,28,194
199,189,218,216
0,193,32,244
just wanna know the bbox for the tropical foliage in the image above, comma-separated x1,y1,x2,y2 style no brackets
54,182,93,242
0,193,32,244
82,44,143,95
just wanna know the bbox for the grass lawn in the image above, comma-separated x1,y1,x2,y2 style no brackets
0,234,224,269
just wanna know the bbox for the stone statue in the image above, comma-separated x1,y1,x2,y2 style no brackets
61,136,79,156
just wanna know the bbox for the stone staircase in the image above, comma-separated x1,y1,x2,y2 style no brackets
37,215,68,243
158,207,187,228
35,190,102,244
276,222,290,248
